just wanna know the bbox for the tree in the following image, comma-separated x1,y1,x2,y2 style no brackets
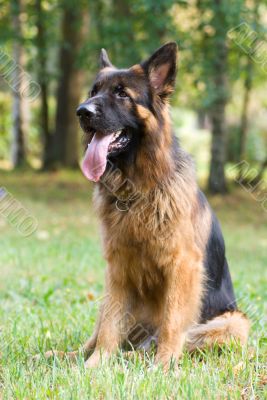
194,0,243,193
207,32,228,193
10,0,26,168
237,56,253,180
35,0,52,169
202,0,229,193
53,1,88,168
237,0,260,180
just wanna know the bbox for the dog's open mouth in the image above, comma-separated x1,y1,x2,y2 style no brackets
108,129,131,154
81,129,131,182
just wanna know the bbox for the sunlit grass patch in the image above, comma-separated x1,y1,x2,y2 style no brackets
0,170,266,399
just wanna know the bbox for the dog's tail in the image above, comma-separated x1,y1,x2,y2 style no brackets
185,310,250,352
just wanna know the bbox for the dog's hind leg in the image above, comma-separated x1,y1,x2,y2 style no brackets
185,310,250,352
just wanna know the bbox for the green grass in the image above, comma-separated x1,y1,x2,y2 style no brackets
0,170,266,399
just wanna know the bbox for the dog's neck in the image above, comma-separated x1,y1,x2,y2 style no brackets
131,105,175,189
99,106,195,202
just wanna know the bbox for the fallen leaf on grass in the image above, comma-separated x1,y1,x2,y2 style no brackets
259,374,267,387
86,292,95,301
233,361,245,374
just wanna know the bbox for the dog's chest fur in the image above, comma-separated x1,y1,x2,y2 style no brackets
93,176,201,298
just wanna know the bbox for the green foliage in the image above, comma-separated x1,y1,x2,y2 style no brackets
227,124,266,163
0,1,12,44
0,94,11,160
84,0,177,70
0,0,266,171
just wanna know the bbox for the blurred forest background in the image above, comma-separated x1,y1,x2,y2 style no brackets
0,0,267,193
1,2,267,397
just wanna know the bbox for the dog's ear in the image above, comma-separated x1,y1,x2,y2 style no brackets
99,48,113,69
141,42,178,98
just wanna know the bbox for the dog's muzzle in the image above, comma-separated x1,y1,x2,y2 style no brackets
76,103,97,119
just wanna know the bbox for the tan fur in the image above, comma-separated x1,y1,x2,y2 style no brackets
130,64,145,74
125,87,140,100
99,66,116,75
134,103,175,189
186,311,250,352
193,199,213,252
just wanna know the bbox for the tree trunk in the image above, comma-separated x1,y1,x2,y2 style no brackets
258,158,267,180
251,158,267,185
207,0,228,194
208,100,228,194
11,0,26,168
237,58,253,180
237,0,259,181
36,0,52,169
53,5,88,168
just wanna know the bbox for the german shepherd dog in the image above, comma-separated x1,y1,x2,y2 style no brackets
45,43,249,370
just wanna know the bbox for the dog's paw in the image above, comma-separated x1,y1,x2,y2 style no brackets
154,354,180,374
84,350,109,369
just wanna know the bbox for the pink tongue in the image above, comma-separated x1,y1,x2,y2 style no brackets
81,132,114,182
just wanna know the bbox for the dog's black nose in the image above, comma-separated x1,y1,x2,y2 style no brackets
76,103,96,118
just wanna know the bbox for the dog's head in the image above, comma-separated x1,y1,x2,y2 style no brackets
77,42,178,182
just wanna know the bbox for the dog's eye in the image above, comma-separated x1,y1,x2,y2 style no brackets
91,87,97,97
114,86,128,98
118,90,128,98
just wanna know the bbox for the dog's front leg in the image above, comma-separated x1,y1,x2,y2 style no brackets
85,274,129,368
155,254,203,370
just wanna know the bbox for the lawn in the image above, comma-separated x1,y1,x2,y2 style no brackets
0,169,266,399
